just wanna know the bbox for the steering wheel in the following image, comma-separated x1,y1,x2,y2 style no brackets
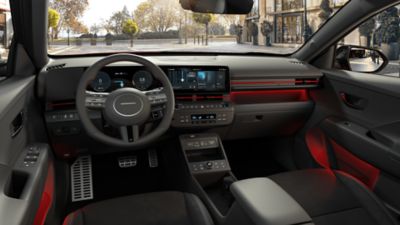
76,54,175,148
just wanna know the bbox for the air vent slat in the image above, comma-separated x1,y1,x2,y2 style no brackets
46,63,66,71
289,60,306,65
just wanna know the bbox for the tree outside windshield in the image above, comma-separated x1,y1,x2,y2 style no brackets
48,0,350,55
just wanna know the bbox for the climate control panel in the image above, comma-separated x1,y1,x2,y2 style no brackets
172,102,234,127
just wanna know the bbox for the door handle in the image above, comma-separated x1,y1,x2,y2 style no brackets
10,111,24,137
339,92,368,110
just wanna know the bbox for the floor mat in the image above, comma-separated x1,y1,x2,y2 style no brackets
90,150,166,201
223,138,287,180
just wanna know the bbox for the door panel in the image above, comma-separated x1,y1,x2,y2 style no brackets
304,69,400,213
0,76,35,165
321,117,400,178
0,76,54,225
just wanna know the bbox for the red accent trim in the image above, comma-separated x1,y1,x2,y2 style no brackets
231,79,319,86
305,128,331,169
205,96,224,99
62,212,75,225
305,128,380,190
231,80,303,85
175,96,195,100
329,139,380,189
33,163,55,225
52,143,79,159
304,80,319,84
230,89,309,103
175,95,224,100
48,102,75,107
62,214,71,225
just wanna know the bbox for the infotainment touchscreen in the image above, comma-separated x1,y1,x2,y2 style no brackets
165,67,229,93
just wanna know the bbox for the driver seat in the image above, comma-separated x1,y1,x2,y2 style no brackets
62,191,214,225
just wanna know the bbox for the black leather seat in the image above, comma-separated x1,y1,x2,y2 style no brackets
63,191,214,225
268,169,399,225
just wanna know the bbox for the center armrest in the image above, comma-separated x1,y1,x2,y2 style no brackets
230,178,312,225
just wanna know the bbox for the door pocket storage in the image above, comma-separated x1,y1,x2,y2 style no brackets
4,170,29,199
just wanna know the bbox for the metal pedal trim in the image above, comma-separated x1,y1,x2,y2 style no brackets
71,155,94,202
148,150,158,168
118,156,137,168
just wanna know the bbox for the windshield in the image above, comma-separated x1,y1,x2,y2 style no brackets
48,0,349,56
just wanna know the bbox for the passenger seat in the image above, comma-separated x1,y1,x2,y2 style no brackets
229,169,399,225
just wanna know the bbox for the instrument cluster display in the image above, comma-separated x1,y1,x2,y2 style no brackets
90,71,112,92
89,68,155,92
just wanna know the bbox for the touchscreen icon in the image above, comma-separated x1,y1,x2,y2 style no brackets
197,71,206,81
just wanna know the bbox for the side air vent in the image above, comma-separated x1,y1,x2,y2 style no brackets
289,60,306,65
71,155,94,202
46,63,66,71
230,78,320,90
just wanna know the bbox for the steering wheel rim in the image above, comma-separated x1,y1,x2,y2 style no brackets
76,54,175,148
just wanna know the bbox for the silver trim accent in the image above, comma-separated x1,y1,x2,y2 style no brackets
118,156,138,168
120,102,137,106
148,149,158,168
71,155,94,202
113,94,144,117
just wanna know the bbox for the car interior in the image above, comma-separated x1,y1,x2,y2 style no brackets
1,0,400,224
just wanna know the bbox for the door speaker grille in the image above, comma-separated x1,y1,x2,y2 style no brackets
71,155,94,202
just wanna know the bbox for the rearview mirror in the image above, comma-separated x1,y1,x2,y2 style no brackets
335,45,388,73
179,0,254,14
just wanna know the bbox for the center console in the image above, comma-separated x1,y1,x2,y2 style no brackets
180,134,312,225
164,66,235,128
180,133,236,218
180,133,231,185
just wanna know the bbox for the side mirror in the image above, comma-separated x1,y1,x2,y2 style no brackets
335,45,388,73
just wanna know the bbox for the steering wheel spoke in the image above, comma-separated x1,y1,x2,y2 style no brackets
120,125,140,142
142,88,167,121
143,87,168,106
85,91,109,109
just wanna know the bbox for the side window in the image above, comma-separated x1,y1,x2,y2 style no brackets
0,0,13,79
0,1,12,63
335,5,399,77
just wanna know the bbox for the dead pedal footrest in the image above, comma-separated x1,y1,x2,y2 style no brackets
71,155,94,202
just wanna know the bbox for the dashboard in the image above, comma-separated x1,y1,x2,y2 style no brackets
39,55,323,156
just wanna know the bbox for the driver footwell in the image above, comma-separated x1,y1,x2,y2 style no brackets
90,149,165,201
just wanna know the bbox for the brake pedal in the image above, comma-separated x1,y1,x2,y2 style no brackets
148,150,158,168
118,156,137,168
71,155,94,202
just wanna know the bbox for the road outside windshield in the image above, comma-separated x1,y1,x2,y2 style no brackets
48,0,349,55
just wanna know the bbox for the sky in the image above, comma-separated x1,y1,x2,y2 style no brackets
81,0,146,28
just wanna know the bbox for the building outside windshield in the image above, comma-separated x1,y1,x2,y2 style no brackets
47,0,351,55
47,0,400,74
